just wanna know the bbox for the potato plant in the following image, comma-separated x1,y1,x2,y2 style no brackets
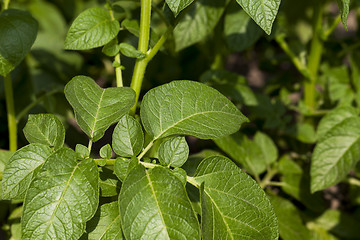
1,0,360,239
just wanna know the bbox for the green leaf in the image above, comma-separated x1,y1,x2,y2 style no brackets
119,164,200,240
200,70,257,106
102,38,121,57
158,136,189,167
172,167,187,185
76,144,90,158
224,5,263,52
23,114,65,150
214,132,267,175
317,106,358,141
336,0,350,30
100,144,113,159
194,156,278,240
22,148,99,240
0,9,38,76
99,167,120,197
65,76,135,142
173,0,228,51
83,201,122,240
140,80,248,140
119,43,146,59
269,196,311,240
114,157,138,182
254,131,278,165
64,7,120,50
235,0,281,34
2,144,52,200
0,150,14,200
166,0,195,16
112,114,144,157
311,117,360,192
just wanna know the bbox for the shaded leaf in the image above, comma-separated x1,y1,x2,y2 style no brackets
23,114,65,150
119,164,200,240
22,148,99,240
269,195,311,240
119,43,146,59
173,0,228,51
158,136,189,167
0,9,38,76
141,80,247,140
114,157,138,182
112,114,144,157
65,7,120,50
83,201,122,240
235,0,281,34
194,156,278,240
65,76,135,142
102,39,121,57
166,0,195,16
99,167,120,197
311,117,360,192
2,144,52,200
254,131,278,165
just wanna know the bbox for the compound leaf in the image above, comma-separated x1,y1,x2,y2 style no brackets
112,114,144,157
141,80,247,140
166,0,195,16
158,136,189,167
235,0,281,34
0,9,38,76
311,117,360,192
83,201,122,240
119,164,200,240
65,76,135,142
2,144,52,200
65,7,120,50
194,156,278,240
22,148,99,240
23,114,65,150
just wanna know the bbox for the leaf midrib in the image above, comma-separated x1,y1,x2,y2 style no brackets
90,90,105,139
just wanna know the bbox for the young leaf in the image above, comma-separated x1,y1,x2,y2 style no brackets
214,132,267,175
23,114,65,150
194,156,278,240
336,0,350,30
100,144,112,159
166,0,195,16
254,131,278,165
173,0,228,51
2,144,52,200
224,5,263,52
64,7,120,50
0,9,38,76
158,136,189,167
316,106,358,141
76,144,90,158
119,165,201,240
140,80,248,140
119,43,146,59
102,38,121,57
65,76,135,142
269,196,311,240
311,117,360,193
235,0,281,35
172,167,187,185
83,201,122,240
112,114,144,157
22,148,99,240
99,167,120,197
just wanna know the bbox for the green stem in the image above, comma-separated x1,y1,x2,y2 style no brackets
141,161,157,169
88,139,93,153
304,1,324,111
259,167,278,189
267,181,284,187
16,89,62,122
2,0,10,10
109,8,123,87
323,15,341,40
138,140,155,160
130,0,152,115
145,27,172,63
276,35,311,79
94,158,116,165
0,172,2,181
4,74,17,152
348,177,360,187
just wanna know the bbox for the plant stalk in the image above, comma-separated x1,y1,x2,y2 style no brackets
130,0,152,115
304,1,324,111
4,74,17,152
2,0,10,10
109,8,123,87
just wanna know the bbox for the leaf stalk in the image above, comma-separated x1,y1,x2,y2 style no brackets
4,74,17,152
